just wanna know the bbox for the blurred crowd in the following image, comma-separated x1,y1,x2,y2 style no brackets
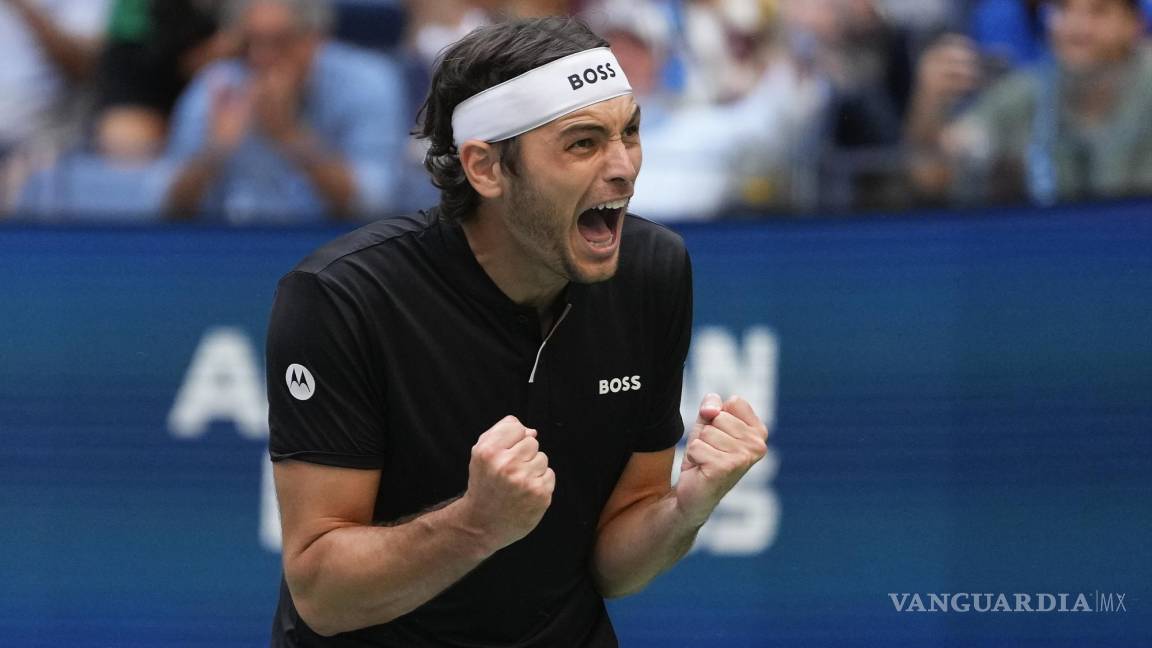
2,0,1151,224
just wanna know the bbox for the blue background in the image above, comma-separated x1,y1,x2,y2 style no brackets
1,201,1150,647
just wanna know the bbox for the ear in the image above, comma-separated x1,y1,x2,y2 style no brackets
459,140,504,199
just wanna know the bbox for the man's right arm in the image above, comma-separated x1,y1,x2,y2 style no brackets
165,149,229,218
274,416,554,637
164,71,249,218
5,0,103,81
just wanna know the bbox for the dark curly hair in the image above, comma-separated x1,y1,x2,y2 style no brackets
415,16,609,222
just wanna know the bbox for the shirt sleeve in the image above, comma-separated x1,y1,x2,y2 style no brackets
633,242,693,452
266,270,387,468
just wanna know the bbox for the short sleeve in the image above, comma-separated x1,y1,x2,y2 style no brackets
633,243,693,452
266,270,386,468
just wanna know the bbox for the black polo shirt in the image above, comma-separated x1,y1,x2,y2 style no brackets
266,208,693,647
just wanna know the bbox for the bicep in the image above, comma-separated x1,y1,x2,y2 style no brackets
597,448,675,531
274,460,381,567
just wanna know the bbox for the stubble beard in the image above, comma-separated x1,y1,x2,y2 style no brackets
504,174,611,284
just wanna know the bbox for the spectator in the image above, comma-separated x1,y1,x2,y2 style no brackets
15,150,178,221
405,1,488,73
165,0,406,223
0,0,112,210
397,0,579,214
94,0,230,162
679,0,779,105
908,0,1152,204
398,1,491,212
402,0,581,80
13,0,225,222
781,0,918,148
586,0,828,219
777,0,923,209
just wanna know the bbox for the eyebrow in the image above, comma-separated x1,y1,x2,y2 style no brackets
558,106,642,139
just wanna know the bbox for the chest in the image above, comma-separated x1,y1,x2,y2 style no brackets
368,288,657,523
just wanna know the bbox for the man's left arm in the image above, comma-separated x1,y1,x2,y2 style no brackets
277,129,358,218
592,393,768,598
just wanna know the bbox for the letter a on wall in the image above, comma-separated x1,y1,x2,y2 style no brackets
168,327,268,440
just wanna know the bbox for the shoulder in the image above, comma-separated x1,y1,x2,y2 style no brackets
968,66,1043,120
317,41,403,85
620,214,689,272
288,210,440,283
612,215,691,303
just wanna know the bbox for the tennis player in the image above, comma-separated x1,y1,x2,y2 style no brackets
266,16,769,647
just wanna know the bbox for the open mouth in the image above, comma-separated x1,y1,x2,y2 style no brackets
576,199,627,249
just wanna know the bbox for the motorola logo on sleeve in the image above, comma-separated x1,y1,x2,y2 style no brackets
285,364,316,401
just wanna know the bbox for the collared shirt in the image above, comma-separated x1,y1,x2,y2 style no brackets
266,208,693,646
956,45,1152,202
166,42,406,223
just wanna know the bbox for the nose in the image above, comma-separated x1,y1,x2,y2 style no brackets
602,137,639,190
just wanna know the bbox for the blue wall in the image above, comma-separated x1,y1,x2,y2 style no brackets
1,201,1150,647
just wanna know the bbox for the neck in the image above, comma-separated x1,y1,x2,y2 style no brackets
460,202,568,314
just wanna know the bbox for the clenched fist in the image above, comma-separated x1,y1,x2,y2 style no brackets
460,415,555,551
675,394,769,527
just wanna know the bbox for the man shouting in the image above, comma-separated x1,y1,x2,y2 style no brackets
266,15,769,647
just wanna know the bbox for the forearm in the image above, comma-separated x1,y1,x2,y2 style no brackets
904,91,952,149
904,93,958,196
592,490,703,598
9,0,99,81
279,131,358,218
288,496,496,636
165,150,228,219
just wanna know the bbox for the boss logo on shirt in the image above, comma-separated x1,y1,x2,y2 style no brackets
567,62,618,90
599,375,641,394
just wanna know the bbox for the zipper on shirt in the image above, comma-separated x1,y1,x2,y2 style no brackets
528,303,572,384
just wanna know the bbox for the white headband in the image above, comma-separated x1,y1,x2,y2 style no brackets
451,47,632,147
